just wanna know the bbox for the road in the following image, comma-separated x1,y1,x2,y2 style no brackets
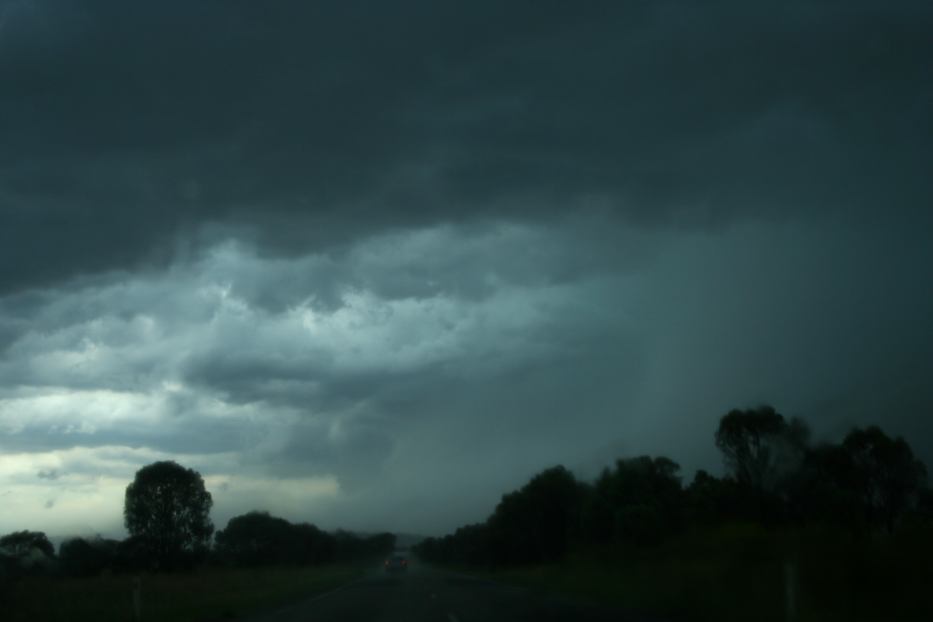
248,562,660,622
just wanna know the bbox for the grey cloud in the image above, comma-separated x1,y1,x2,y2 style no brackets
0,221,648,509
0,408,250,456
1,1,930,294
36,469,59,480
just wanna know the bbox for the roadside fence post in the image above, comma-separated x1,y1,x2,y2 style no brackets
784,560,797,622
132,575,142,621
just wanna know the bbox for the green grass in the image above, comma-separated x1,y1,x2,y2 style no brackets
3,563,365,622
442,524,933,622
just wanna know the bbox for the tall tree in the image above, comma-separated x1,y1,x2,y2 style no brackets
487,465,583,564
841,426,927,532
124,461,214,569
790,442,859,525
715,405,808,493
584,456,684,545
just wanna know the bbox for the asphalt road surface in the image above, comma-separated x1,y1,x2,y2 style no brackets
248,562,660,622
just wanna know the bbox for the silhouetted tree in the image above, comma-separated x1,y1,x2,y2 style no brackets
487,465,583,564
841,426,927,532
413,536,442,563
332,531,396,561
292,522,337,565
715,406,809,494
59,537,118,577
580,479,613,544
451,523,491,565
915,487,933,526
685,469,745,525
215,512,293,566
112,535,150,572
124,461,214,570
0,531,54,558
214,511,336,566
788,442,859,525
583,456,684,546
416,413,933,576
789,427,928,532
0,531,56,578
0,548,14,581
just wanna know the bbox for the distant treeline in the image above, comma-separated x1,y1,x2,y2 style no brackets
415,406,933,567
0,520,395,581
0,460,396,580
0,523,395,581
214,513,395,568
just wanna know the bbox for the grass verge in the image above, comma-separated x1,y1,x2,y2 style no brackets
437,523,933,622
3,563,365,622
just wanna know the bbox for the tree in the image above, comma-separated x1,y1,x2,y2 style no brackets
791,427,928,532
685,469,744,525
841,426,927,532
215,512,294,566
487,465,583,564
59,537,118,577
124,461,214,569
788,442,859,525
0,531,56,577
583,456,684,545
0,531,54,558
214,511,335,566
916,487,933,526
715,405,808,493
113,535,150,572
332,531,396,562
291,522,336,565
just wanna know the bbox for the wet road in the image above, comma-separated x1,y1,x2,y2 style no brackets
249,562,658,622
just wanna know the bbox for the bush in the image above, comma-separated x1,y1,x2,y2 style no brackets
59,538,118,577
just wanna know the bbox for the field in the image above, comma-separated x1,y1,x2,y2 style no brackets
2,563,364,622
451,523,933,622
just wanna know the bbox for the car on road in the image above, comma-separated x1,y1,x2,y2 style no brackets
384,553,408,572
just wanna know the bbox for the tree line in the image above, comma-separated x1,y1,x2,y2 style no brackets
3,405,930,578
415,406,932,567
0,461,395,580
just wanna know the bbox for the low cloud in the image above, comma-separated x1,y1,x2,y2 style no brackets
2,217,930,537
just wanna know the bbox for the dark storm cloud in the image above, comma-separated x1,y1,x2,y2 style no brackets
1,0,931,293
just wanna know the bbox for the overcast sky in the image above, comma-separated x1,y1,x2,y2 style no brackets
1,0,931,539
